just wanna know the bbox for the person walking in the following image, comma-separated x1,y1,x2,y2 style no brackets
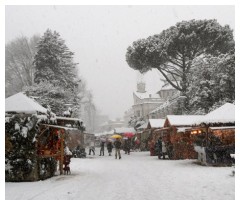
125,138,131,155
107,140,113,156
156,137,162,159
99,141,105,156
114,138,122,159
88,140,95,155
162,140,167,159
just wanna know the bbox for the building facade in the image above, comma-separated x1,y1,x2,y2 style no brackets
132,81,164,120
124,77,183,123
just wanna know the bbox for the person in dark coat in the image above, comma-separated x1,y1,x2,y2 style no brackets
125,138,131,155
114,138,122,159
99,141,105,156
107,140,113,156
156,137,162,159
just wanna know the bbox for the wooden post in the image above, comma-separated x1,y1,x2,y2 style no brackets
206,124,209,146
59,130,64,175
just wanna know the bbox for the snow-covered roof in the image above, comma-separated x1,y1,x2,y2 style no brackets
41,124,79,130
56,116,83,122
137,122,148,130
148,119,165,128
166,115,204,127
196,103,235,124
5,92,47,114
114,127,136,134
209,126,235,130
134,91,160,99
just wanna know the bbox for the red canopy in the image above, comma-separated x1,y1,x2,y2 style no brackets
123,132,135,138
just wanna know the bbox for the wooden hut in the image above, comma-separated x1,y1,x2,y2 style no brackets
157,115,203,159
146,119,165,155
191,103,235,166
56,116,85,150
5,93,85,182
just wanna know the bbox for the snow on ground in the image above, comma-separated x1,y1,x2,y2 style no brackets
5,148,235,200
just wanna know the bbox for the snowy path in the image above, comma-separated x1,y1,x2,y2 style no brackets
5,148,235,200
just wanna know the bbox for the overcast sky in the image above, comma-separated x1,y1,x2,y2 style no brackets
5,5,235,119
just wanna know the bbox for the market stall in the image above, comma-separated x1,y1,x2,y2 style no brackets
191,103,235,166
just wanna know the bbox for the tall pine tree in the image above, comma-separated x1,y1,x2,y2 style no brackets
25,29,82,116
34,29,78,89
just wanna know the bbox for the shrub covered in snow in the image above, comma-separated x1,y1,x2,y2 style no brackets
5,113,57,182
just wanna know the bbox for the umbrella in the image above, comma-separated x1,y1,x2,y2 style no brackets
123,132,135,138
111,134,122,139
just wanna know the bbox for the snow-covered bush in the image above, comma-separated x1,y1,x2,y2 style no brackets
5,113,57,182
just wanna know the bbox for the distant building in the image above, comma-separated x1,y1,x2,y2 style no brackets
149,79,182,119
123,75,184,126
98,118,125,132
94,114,109,133
132,81,164,120
157,78,179,101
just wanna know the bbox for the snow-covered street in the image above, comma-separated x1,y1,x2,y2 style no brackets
5,148,234,200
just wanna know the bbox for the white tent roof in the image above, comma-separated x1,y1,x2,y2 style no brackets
5,92,47,114
114,127,136,134
196,103,235,124
166,115,204,126
148,119,165,128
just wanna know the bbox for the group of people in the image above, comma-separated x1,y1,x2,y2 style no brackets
149,137,167,159
88,138,122,159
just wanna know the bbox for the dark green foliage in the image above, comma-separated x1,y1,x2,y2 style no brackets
39,158,57,180
5,114,57,182
5,115,38,181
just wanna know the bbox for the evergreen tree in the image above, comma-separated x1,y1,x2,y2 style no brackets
34,29,78,89
126,19,234,101
24,81,82,116
25,29,83,116
187,53,235,114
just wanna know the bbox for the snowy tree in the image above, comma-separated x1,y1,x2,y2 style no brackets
23,29,85,116
34,29,79,89
5,113,57,182
128,115,145,129
24,81,82,117
5,35,40,97
126,19,234,99
187,52,235,114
